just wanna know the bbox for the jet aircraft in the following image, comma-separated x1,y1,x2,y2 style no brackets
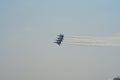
54,34,64,46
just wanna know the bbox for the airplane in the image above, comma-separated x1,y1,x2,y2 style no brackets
57,34,64,38
54,34,64,46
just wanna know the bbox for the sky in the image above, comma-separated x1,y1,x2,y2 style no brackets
0,0,120,80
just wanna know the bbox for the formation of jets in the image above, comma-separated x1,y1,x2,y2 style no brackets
54,34,64,46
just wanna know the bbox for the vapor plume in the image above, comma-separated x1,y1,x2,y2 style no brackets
65,36,120,47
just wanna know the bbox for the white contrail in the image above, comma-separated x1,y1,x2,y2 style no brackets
65,36,120,47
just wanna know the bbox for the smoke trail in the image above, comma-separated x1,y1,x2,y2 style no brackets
65,36,120,47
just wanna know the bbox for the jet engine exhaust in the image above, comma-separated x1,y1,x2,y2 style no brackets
68,36,120,47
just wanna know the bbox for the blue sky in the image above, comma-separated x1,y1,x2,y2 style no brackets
0,0,120,80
